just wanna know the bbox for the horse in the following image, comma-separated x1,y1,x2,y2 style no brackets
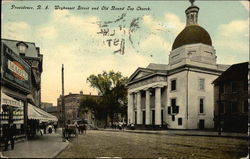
77,124,87,134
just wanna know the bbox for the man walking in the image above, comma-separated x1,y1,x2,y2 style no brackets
4,124,16,151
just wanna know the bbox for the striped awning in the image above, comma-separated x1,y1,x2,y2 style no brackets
1,91,24,113
28,103,58,122
1,92,24,108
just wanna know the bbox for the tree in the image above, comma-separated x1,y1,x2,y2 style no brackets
79,96,107,121
86,70,128,124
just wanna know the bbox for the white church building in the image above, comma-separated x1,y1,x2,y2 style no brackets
127,2,229,129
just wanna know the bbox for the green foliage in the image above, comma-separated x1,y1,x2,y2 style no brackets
84,70,128,123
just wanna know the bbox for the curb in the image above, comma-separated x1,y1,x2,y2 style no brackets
51,140,70,158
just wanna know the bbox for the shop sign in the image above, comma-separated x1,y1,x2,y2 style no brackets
1,43,31,92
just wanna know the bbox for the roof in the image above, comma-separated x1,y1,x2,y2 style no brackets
172,25,212,50
213,62,248,84
1,38,39,58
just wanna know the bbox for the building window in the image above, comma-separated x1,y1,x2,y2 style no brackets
199,98,204,114
231,82,238,92
220,84,224,94
231,101,238,113
168,107,171,114
178,118,182,125
17,44,28,55
171,98,176,107
219,102,225,114
172,115,175,121
199,79,205,90
171,79,177,91
243,100,248,113
171,98,179,114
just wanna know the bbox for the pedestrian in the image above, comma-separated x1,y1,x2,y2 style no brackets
48,124,53,134
54,123,58,133
43,123,47,134
83,124,87,134
39,124,43,136
4,124,16,151
64,125,70,140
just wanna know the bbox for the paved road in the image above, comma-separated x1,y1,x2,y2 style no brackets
2,130,69,158
100,128,248,139
58,130,248,159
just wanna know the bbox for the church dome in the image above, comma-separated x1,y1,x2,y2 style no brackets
172,25,212,50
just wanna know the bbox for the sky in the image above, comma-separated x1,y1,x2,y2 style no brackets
2,0,249,105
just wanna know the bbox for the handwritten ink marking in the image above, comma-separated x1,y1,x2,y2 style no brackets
37,5,42,10
129,17,142,45
113,39,125,55
97,13,127,55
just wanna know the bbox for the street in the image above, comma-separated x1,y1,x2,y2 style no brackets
57,130,248,159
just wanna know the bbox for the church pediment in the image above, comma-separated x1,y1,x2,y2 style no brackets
128,68,155,83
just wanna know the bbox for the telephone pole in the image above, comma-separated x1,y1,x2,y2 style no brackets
61,64,66,141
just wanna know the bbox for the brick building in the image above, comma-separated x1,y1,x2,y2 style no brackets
213,62,248,132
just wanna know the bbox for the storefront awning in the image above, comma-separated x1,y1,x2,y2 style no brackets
28,103,58,122
1,92,24,112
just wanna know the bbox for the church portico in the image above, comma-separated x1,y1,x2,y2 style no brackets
127,79,167,127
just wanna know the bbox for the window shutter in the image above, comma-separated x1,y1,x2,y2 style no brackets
168,106,171,114
176,106,179,114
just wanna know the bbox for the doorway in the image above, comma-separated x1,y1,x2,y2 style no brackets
199,119,205,129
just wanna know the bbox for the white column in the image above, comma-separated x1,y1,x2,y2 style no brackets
155,87,161,125
145,90,151,125
136,91,142,124
127,93,133,124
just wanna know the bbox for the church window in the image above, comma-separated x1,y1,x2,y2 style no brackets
171,79,177,91
178,118,182,125
199,78,205,90
172,115,175,121
199,98,205,114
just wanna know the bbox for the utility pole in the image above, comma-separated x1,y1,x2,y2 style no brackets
61,64,66,141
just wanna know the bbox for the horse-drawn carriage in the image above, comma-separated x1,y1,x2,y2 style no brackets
64,124,78,139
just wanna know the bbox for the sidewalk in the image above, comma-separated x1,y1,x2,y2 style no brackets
2,129,69,158
99,128,248,139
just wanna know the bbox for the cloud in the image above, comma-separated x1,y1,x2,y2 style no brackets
215,18,249,54
218,18,249,38
214,18,249,64
2,21,32,41
163,13,185,33
140,34,171,53
37,26,57,39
